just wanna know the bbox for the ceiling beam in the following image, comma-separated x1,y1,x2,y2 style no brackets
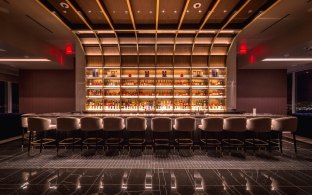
65,0,102,53
95,0,121,54
126,0,139,55
209,0,251,55
155,0,159,55
173,0,191,55
191,0,221,55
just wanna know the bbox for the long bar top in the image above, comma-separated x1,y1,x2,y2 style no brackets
24,112,284,119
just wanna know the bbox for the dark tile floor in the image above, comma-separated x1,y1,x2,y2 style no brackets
0,139,311,194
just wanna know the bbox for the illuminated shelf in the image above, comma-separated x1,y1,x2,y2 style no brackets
174,96,191,98
121,96,138,98
86,96,104,98
104,96,120,99
209,96,226,99
86,85,104,88
85,66,227,112
86,77,103,79
209,85,226,88
138,96,156,98
156,96,174,98
192,96,209,99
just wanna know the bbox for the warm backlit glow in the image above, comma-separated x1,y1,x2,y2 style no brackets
0,58,50,62
262,58,312,61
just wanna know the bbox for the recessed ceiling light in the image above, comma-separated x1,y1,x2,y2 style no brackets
248,9,253,13
162,10,165,13
59,2,69,9
63,10,67,14
193,3,201,9
88,10,92,13
262,58,312,62
112,10,115,14
186,10,189,13
0,58,51,62
137,10,140,13
125,10,128,14
198,10,202,13
223,10,227,13
174,10,177,13
149,10,152,14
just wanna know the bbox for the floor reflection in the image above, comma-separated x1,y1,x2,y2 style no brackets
0,168,310,194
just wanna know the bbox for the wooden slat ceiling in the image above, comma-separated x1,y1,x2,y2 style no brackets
38,0,279,57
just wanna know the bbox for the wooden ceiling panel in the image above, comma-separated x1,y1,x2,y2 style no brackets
159,0,185,25
102,0,132,25
183,0,213,24
207,0,241,23
75,0,108,24
131,0,156,24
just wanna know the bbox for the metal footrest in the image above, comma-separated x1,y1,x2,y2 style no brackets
59,138,81,145
222,139,244,146
82,138,103,144
200,139,221,145
128,138,145,145
105,138,123,145
175,139,193,145
31,138,55,145
154,139,170,146
246,139,268,146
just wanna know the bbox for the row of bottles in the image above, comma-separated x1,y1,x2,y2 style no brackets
209,80,225,86
209,90,225,96
87,89,104,96
87,79,103,86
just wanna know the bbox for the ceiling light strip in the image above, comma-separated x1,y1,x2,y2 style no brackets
173,0,191,54
126,0,139,55
65,0,102,53
0,59,51,62
191,0,221,55
34,0,85,55
95,0,121,54
262,58,312,62
210,0,251,55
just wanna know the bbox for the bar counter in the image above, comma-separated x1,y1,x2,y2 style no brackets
23,112,284,127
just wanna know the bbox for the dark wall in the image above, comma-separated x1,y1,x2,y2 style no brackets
19,70,75,113
237,69,287,115
297,70,312,102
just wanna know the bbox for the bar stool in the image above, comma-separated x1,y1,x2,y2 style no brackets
271,116,298,154
198,117,223,154
151,117,172,153
126,117,147,153
103,117,125,152
56,117,81,155
80,117,103,153
21,113,36,151
223,117,247,154
173,117,196,152
246,117,272,154
27,117,56,155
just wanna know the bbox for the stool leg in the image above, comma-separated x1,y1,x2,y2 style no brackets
40,132,43,153
293,133,297,154
72,131,75,152
279,132,283,154
253,133,256,154
267,132,271,152
56,131,59,155
95,131,98,153
28,131,32,155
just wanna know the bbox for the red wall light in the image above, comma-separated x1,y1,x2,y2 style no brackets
249,54,255,64
239,43,248,55
65,43,74,55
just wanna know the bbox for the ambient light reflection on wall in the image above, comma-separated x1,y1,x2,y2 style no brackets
0,58,51,61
